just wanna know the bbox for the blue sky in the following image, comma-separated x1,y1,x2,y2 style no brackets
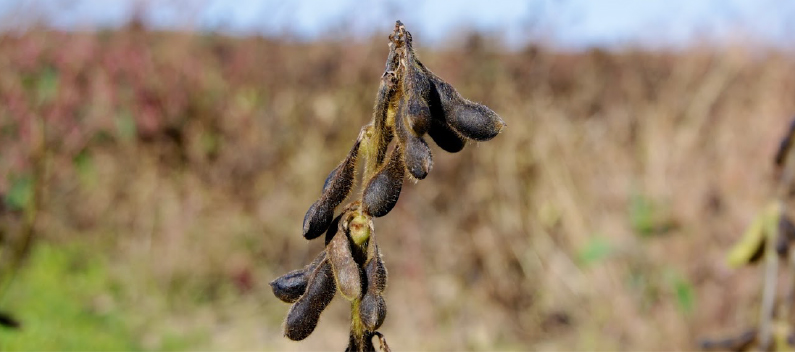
1,0,793,50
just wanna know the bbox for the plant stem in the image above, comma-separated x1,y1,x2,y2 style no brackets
350,297,366,349
759,217,779,351
361,125,380,189
347,212,372,351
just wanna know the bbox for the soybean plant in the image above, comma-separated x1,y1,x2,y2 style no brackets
270,21,505,351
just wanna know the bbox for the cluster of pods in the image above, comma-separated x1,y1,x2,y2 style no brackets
271,202,387,350
270,21,505,351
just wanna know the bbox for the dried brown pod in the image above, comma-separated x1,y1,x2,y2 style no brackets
303,136,362,239
365,43,400,173
270,251,327,303
284,258,337,341
362,145,405,217
365,236,387,294
327,217,363,301
395,96,433,179
371,81,397,169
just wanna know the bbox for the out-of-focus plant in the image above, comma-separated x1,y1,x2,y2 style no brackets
702,118,795,352
0,111,47,332
269,21,505,351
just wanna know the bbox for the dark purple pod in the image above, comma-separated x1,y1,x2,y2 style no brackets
428,76,505,142
284,258,337,341
302,138,361,239
270,270,307,303
359,292,387,331
395,97,433,180
327,219,362,301
426,83,467,153
323,213,343,246
362,146,405,217
358,232,387,331
402,42,432,136
302,201,333,240
405,94,431,136
411,57,467,153
270,251,327,303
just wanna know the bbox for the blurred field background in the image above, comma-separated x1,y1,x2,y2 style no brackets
2,1,795,351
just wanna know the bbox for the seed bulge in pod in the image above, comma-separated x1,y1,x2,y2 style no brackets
405,94,431,136
327,219,362,301
395,97,433,180
428,76,505,141
302,138,361,239
424,73,467,153
402,44,432,136
302,201,333,240
270,251,327,303
362,146,405,217
365,239,388,294
270,270,307,303
284,258,336,341
359,293,387,331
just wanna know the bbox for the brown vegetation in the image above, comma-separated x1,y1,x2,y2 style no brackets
1,25,794,349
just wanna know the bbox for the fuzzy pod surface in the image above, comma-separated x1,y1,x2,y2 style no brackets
359,292,387,331
372,80,397,168
327,220,363,301
303,139,361,239
284,258,337,341
423,70,467,152
427,113,466,153
362,146,405,217
395,96,433,179
401,39,432,136
365,239,387,294
427,75,505,142
346,331,377,352
270,251,327,303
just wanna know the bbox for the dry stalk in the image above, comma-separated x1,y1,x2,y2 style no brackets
268,21,505,351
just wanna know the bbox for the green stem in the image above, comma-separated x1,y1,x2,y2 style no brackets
350,297,365,349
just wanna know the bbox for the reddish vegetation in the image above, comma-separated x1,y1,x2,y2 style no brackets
2,25,795,349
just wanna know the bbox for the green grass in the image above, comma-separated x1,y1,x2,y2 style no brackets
0,242,140,351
